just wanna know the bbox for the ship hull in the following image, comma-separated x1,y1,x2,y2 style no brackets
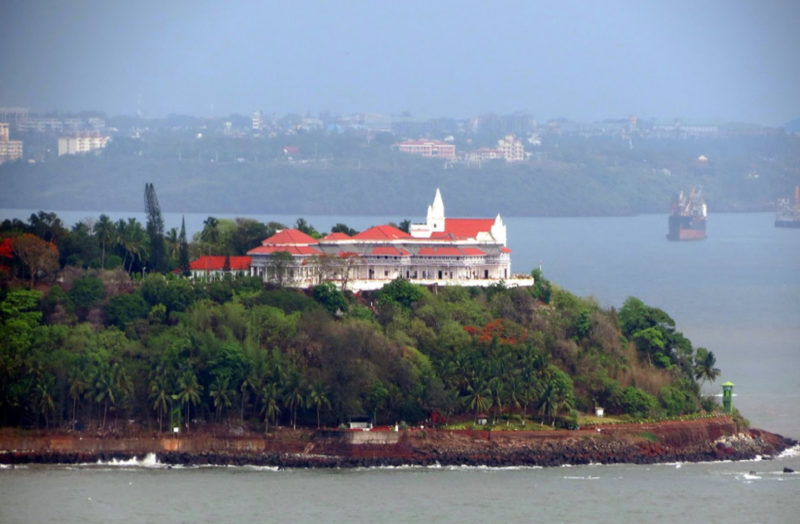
775,219,800,228
667,215,706,241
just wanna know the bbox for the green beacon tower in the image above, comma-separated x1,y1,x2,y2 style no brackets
721,381,734,414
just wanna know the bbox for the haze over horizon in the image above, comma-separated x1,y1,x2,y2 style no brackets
1,0,798,126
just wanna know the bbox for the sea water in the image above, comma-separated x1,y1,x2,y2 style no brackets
2,453,799,523
1,210,798,523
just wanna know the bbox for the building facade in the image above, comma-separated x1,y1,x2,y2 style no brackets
0,123,23,164
247,189,532,291
57,134,110,156
188,255,252,280
394,139,456,160
496,134,525,162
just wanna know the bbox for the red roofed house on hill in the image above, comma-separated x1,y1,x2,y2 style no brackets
189,256,252,280
247,189,533,291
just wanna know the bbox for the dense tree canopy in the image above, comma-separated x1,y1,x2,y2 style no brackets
0,213,720,433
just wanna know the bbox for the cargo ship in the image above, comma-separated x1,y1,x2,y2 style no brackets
667,187,707,241
775,185,800,228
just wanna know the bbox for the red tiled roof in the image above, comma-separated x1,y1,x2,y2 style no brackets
418,247,467,257
370,246,411,256
444,218,495,239
501,247,512,253
189,256,251,271
429,231,459,240
461,247,487,256
353,225,411,241
322,232,351,241
247,245,322,256
261,229,318,246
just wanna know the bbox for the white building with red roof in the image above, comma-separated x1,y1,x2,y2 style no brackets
247,189,532,291
189,255,252,280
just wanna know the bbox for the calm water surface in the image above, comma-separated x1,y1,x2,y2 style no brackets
2,453,800,524
1,209,798,523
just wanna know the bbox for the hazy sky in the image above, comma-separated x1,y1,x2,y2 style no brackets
1,0,798,124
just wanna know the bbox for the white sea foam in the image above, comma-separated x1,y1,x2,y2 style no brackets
235,464,281,472
95,452,164,468
777,444,800,459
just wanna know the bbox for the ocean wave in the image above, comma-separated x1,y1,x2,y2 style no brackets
777,444,800,459
94,453,165,468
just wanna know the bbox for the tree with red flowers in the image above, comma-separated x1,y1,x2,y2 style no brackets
0,237,13,277
12,233,59,286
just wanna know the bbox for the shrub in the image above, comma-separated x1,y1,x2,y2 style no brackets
620,386,658,419
659,385,697,416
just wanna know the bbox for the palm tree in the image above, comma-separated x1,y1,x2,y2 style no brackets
117,218,148,273
465,379,491,422
95,214,116,269
694,347,721,386
177,370,203,430
209,374,234,420
259,382,281,434
200,217,220,255
537,367,574,426
488,376,505,424
283,372,305,430
68,367,89,425
240,371,258,423
165,227,180,265
34,373,55,429
307,381,331,429
148,372,172,432
93,364,116,429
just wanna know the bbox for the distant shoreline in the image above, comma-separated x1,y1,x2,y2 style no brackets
1,417,795,469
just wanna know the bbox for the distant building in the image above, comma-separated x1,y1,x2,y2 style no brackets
496,134,525,162
57,134,110,156
18,117,86,134
252,110,264,131
0,107,28,125
394,139,456,160
466,147,503,163
465,135,525,164
247,189,531,291
0,123,23,164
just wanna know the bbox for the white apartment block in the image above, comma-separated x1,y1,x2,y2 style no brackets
58,134,110,156
0,123,23,164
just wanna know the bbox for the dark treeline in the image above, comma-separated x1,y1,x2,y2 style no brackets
0,210,344,281
1,211,721,433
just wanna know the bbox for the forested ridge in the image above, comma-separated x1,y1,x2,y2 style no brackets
0,212,723,433
3,127,799,216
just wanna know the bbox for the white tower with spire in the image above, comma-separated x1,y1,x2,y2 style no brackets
411,188,446,238
426,188,445,232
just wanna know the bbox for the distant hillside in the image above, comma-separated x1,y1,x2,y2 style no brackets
2,133,798,217
784,118,800,133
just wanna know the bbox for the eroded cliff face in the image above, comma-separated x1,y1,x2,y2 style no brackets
0,417,795,468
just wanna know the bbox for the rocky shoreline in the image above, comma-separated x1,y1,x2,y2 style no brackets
1,417,795,469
